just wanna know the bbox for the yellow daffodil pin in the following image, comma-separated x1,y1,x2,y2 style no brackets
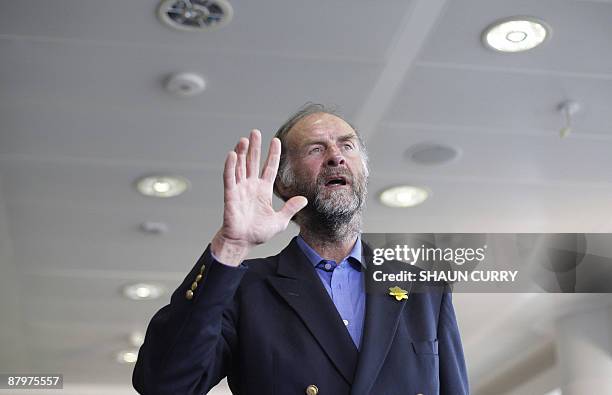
388,286,409,301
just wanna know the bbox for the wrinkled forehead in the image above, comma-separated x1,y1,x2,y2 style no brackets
285,112,357,149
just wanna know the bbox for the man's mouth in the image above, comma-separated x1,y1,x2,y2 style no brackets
324,176,348,187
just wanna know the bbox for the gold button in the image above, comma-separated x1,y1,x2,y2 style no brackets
191,281,198,291
185,290,194,300
199,264,206,274
305,384,318,395
195,274,203,282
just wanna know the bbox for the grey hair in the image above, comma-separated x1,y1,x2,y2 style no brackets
273,103,369,201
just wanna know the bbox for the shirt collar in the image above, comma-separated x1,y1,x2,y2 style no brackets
296,235,363,270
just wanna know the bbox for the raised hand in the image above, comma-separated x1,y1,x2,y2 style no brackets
210,130,308,266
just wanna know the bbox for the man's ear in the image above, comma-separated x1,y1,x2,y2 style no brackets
274,179,290,202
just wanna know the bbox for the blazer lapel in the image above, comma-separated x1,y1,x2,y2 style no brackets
350,244,414,395
267,238,359,385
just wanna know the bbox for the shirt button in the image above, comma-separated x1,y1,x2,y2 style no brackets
324,263,332,270
343,319,349,326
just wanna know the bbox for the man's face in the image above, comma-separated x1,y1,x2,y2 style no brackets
282,112,368,219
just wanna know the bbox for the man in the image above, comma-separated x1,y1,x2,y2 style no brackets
133,104,468,395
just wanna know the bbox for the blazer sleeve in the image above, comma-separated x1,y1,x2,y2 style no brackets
437,287,469,395
132,245,248,395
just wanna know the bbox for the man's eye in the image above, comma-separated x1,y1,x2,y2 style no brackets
310,147,322,154
343,144,354,150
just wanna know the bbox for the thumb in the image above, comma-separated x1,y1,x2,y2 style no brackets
279,196,308,222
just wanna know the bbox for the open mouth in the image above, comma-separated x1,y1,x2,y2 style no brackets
324,176,348,187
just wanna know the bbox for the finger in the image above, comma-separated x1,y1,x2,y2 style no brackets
278,196,308,224
223,151,237,191
262,137,281,182
246,129,261,178
235,137,249,183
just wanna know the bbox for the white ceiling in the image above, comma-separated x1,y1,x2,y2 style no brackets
1,0,612,394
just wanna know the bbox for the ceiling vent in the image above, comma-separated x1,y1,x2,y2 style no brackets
157,0,233,32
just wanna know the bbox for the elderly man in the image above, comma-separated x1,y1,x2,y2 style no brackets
133,104,468,395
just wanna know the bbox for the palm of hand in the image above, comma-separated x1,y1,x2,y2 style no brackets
219,130,307,248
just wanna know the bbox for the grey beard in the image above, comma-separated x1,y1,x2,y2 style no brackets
292,176,367,242
297,204,363,243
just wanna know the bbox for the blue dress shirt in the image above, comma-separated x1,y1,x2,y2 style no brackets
296,235,366,349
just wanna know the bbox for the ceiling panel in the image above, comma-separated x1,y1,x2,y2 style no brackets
8,200,221,249
0,38,380,118
382,65,612,134
0,159,223,208
12,236,212,272
0,0,412,61
0,101,284,165
419,0,612,75
22,298,163,327
367,124,612,183
362,177,612,233
22,273,181,305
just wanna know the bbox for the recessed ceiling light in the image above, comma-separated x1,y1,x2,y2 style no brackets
116,349,139,364
483,17,550,53
123,283,164,301
135,175,190,198
157,0,233,32
405,142,461,166
379,186,429,208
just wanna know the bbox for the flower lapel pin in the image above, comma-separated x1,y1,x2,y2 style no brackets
388,286,409,301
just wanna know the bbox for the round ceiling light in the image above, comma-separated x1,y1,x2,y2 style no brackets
122,283,165,301
379,186,429,208
483,17,550,53
116,349,139,364
405,142,461,166
135,175,190,198
157,0,233,32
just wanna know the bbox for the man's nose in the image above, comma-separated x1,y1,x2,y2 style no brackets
326,147,346,167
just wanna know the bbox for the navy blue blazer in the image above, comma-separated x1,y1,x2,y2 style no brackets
133,238,468,395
